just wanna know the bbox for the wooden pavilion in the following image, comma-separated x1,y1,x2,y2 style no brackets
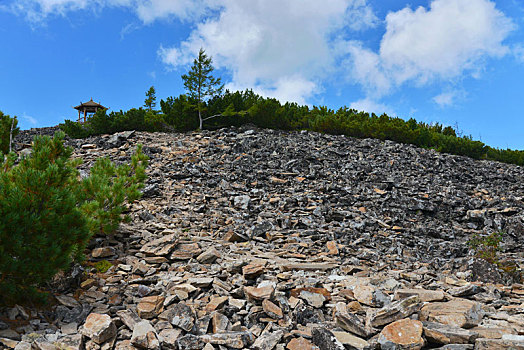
74,98,107,123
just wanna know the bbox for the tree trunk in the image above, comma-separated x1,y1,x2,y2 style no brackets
198,108,202,130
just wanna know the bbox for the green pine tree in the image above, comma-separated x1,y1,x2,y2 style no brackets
144,86,157,111
182,48,224,129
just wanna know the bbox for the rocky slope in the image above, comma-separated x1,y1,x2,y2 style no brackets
1,126,524,349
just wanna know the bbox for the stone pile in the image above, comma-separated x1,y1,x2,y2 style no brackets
2,126,524,349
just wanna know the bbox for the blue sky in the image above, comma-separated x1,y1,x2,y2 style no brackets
1,0,523,149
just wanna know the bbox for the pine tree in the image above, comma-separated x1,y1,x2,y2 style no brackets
0,133,90,303
144,86,157,111
182,48,224,129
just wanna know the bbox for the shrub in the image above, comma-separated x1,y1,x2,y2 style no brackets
0,133,90,304
0,111,20,155
468,231,503,264
0,132,148,304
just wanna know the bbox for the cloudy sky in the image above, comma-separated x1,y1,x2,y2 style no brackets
1,0,523,149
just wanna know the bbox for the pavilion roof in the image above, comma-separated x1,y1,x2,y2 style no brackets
74,98,107,110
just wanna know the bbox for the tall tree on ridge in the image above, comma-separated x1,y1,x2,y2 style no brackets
182,48,224,129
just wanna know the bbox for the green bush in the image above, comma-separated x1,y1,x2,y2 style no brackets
0,111,20,155
0,133,90,304
0,132,148,304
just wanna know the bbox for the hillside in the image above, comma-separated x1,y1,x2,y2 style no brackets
2,126,524,349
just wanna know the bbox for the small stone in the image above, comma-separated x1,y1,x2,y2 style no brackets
140,234,178,256
205,296,229,312
448,284,483,297
243,264,265,279
189,277,214,288
168,303,196,332
280,262,337,272
252,330,284,350
91,247,115,258
353,285,390,307
197,247,221,264
378,319,425,350
393,288,447,302
131,320,160,350
200,331,255,349
262,299,283,319
211,312,229,333
244,286,275,301
326,241,339,255
116,309,142,331
81,313,117,345
475,336,524,349
298,291,326,308
368,296,421,327
55,295,80,308
312,328,345,350
53,334,83,350
332,303,367,338
81,279,97,289
137,295,165,319
332,331,369,350
287,337,318,350
223,231,248,242
170,243,201,260
176,334,205,350
158,328,183,349
423,321,479,345
60,322,78,335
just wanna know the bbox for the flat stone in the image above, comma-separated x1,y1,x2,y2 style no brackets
223,231,248,242
200,331,255,349
449,284,483,297
0,337,19,348
378,319,425,350
262,299,284,319
243,264,265,279
205,296,229,312
53,334,83,350
287,337,318,350
244,285,274,301
91,247,115,258
332,331,369,350
137,295,165,319
170,243,201,260
80,313,116,345
332,302,367,338
60,322,78,335
280,262,337,272
393,288,447,302
158,328,183,349
140,234,178,256
475,336,524,349
311,327,345,350
131,320,160,350
176,334,205,350
470,327,516,339
188,277,214,288
168,303,195,332
369,295,421,327
420,299,484,328
251,330,284,350
423,321,479,345
353,285,390,307
211,312,230,333
196,247,221,264
116,309,142,331
55,295,80,308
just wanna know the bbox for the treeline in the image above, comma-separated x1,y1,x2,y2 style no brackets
60,89,524,166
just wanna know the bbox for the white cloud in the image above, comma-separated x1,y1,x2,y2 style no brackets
349,98,394,115
21,114,38,126
159,0,377,104
346,0,514,101
432,89,465,107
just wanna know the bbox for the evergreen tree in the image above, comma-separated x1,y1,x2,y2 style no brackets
0,111,19,156
0,133,90,303
182,48,224,129
144,86,157,111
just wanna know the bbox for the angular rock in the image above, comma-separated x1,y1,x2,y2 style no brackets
332,331,369,350
200,331,255,349
423,321,479,345
131,320,160,350
287,337,318,350
333,302,367,338
168,303,196,332
393,288,447,302
140,234,178,256
378,319,425,350
262,299,284,319
420,299,484,328
80,313,117,345
117,309,142,331
475,335,524,349
196,247,221,264
312,327,345,350
353,285,390,307
368,295,421,327
244,285,274,301
243,264,265,279
252,330,284,350
137,295,165,319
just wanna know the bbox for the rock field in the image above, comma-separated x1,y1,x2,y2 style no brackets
1,125,524,349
